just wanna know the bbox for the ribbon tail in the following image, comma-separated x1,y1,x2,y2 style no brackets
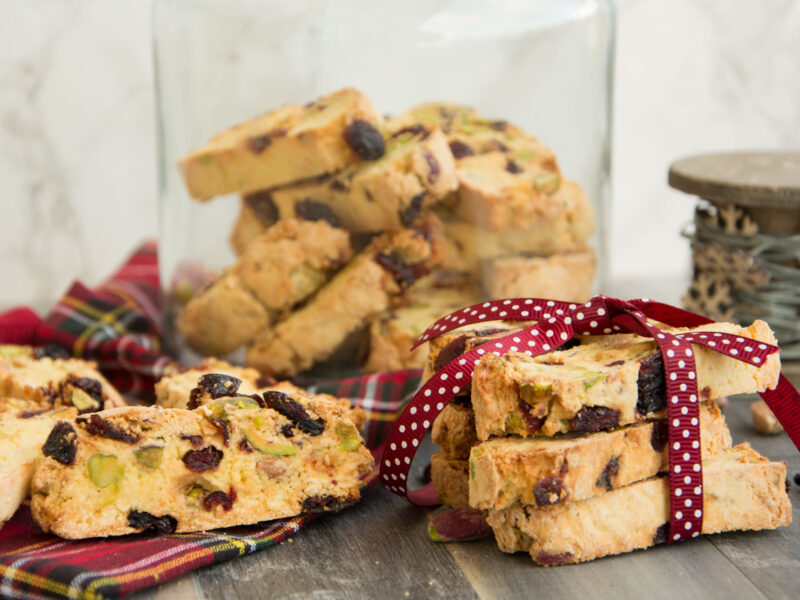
760,374,800,453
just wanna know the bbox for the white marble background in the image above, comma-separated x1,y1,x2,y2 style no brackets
1,0,798,312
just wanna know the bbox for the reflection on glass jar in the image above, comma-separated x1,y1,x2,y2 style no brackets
154,0,615,378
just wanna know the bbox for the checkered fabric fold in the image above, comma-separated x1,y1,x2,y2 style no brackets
0,243,417,600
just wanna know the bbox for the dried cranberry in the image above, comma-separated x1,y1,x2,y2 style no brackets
434,336,468,372
77,414,140,444
536,551,573,566
279,423,295,438
489,120,508,131
636,353,667,415
42,421,78,465
343,120,385,160
595,456,620,491
301,495,356,513
262,391,324,435
375,253,428,289
247,134,272,154
700,387,712,400
505,160,522,174
533,477,566,506
256,374,277,388
424,151,441,183
183,446,223,473
190,374,242,404
518,398,546,434
650,420,668,452
399,192,426,227
571,406,620,432
208,418,230,446
203,488,236,512
63,374,105,413
19,409,49,419
448,140,474,159
33,344,71,360
605,359,626,367
180,434,203,448
127,510,177,534
294,199,340,227
238,437,253,453
652,523,670,545
244,191,278,225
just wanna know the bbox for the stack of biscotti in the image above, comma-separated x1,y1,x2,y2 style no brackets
177,88,598,376
427,320,792,564
25,368,372,538
391,103,596,303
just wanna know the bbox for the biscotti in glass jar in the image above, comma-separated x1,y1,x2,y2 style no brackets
154,0,615,379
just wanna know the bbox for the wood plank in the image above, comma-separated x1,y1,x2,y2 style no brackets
703,394,800,600
189,485,478,600
445,534,768,600
132,573,205,600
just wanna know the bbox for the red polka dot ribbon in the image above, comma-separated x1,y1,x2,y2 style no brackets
379,295,800,545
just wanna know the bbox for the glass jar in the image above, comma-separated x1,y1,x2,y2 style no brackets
154,0,615,377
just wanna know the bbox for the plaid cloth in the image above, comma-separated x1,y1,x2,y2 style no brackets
0,243,418,600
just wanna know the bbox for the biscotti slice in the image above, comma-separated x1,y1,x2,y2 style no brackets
0,400,78,528
486,444,792,565
179,88,383,200
262,123,458,234
246,221,442,377
470,401,730,510
361,274,479,373
0,345,125,412
472,320,781,440
482,250,596,303
177,219,352,356
31,397,374,538
432,400,478,459
438,189,594,272
155,359,263,409
431,451,470,508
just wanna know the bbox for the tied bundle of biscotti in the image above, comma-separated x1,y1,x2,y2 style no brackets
176,88,597,377
426,320,792,565
0,346,372,537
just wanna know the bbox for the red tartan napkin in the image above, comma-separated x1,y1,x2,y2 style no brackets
0,243,417,599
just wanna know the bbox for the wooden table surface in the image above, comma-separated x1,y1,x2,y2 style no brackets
132,398,800,600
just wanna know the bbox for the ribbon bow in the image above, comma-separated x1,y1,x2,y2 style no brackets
379,295,800,544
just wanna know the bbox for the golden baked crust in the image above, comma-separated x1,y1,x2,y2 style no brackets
469,402,730,510
246,222,442,377
472,320,781,440
31,400,373,539
482,250,596,303
0,399,78,528
177,219,352,356
179,88,382,200
430,451,470,508
486,444,792,565
431,401,477,460
0,347,125,412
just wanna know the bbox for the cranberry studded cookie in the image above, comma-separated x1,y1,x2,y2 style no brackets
30,387,373,538
471,320,781,440
246,218,444,377
0,344,125,412
180,88,384,200
0,399,78,529
486,444,792,565
177,218,352,356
